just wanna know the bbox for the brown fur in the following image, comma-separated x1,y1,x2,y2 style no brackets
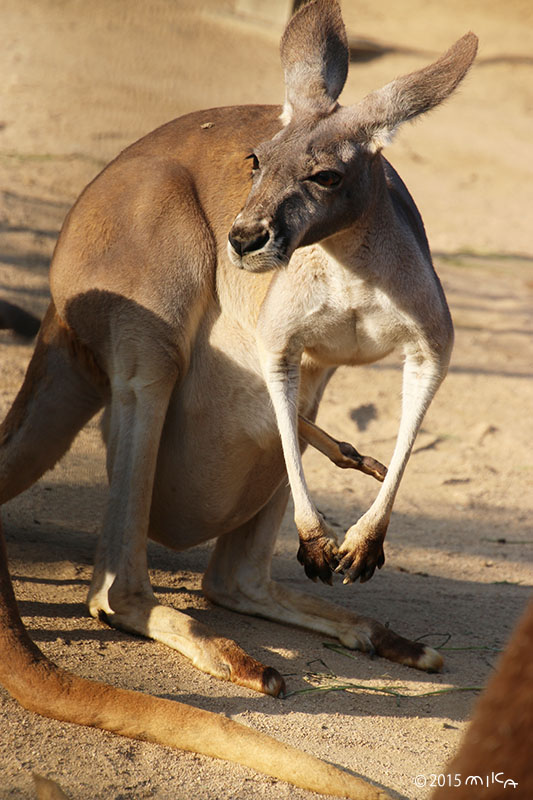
432,601,533,799
0,1,478,796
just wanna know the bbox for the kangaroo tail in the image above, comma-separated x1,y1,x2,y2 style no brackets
0,517,390,800
0,302,106,504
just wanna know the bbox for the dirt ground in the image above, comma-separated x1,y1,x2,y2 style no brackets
0,1,532,798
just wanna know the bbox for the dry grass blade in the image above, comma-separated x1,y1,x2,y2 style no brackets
283,646,485,700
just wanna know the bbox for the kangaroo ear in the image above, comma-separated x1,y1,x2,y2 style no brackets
280,0,349,124
353,32,478,151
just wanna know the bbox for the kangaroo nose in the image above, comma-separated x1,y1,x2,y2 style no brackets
228,228,269,256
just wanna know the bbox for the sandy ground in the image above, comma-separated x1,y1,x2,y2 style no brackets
0,1,532,798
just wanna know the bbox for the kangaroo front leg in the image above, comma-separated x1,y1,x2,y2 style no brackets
337,350,448,584
260,352,339,583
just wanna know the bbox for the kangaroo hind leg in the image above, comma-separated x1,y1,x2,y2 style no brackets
85,321,284,697
203,484,443,673
0,303,107,505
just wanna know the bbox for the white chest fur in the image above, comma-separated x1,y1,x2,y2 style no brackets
257,245,413,369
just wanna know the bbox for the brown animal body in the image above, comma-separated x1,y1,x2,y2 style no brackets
431,600,533,800
0,1,478,796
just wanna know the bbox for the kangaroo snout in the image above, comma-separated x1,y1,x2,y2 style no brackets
227,219,280,271
228,225,269,257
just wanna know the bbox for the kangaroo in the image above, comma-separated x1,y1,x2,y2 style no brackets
431,600,533,800
0,0,477,796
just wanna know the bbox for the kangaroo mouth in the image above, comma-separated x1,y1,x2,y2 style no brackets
226,237,290,272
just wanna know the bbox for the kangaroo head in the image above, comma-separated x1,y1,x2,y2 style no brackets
228,0,477,272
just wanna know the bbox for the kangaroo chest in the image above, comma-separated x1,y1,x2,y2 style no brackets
260,246,412,369
305,289,406,367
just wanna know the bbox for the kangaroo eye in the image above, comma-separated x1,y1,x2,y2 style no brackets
246,153,260,171
309,170,342,188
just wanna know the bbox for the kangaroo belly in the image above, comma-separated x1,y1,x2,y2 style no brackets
148,313,321,550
